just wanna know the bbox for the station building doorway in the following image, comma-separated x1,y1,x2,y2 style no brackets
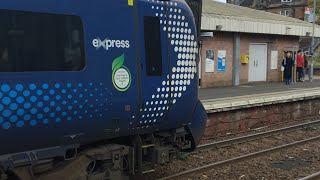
248,44,268,82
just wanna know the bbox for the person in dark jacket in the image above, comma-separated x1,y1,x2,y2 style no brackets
282,52,294,85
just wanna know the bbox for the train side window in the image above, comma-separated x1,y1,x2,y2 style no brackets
0,10,85,72
144,16,162,76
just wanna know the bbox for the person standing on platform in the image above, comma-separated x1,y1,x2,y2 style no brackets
296,50,305,82
282,52,294,85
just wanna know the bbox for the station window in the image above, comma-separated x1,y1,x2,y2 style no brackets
144,16,163,76
0,10,85,72
280,10,289,16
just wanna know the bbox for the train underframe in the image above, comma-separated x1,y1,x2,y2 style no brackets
0,126,194,180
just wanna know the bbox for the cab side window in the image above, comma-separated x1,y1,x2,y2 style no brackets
0,10,86,72
144,16,162,76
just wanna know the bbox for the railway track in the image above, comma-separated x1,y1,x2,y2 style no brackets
157,119,320,180
159,136,320,180
202,116,320,142
197,119,320,151
300,171,320,180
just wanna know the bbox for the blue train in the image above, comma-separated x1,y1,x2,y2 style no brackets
0,0,207,179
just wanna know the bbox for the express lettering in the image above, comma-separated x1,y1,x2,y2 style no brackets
92,38,130,50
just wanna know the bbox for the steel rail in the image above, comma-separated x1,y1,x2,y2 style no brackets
159,135,320,180
196,119,320,151
300,171,320,180
202,116,320,141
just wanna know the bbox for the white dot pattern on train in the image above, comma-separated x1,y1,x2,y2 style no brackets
139,0,198,125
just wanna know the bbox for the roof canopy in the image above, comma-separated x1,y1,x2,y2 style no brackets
202,0,320,37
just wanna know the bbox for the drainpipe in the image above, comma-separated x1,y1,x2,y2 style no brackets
310,0,316,82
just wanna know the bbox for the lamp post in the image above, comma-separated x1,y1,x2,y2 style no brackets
310,0,316,82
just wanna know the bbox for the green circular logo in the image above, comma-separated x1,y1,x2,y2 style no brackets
112,54,131,92
112,66,131,92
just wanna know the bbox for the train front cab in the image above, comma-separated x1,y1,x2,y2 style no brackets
131,0,207,150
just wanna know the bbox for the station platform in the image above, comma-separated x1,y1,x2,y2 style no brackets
200,79,320,113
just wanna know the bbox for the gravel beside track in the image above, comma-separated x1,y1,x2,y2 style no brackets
201,117,320,145
300,171,320,180
187,141,320,180
144,122,320,180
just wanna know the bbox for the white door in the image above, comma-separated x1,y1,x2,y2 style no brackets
248,44,267,82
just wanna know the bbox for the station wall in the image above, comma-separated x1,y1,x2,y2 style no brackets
204,98,320,137
200,32,299,88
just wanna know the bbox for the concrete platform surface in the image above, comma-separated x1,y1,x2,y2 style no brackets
200,79,320,112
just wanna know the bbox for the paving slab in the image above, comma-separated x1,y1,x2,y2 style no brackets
199,80,320,100
200,80,320,112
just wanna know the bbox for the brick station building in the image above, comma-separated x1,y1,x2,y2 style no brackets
199,0,320,88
